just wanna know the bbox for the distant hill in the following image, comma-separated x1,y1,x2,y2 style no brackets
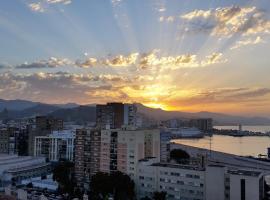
48,106,96,124
0,99,269,125
0,99,79,111
136,103,270,125
0,99,38,111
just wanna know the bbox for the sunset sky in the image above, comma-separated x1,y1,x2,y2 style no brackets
0,0,270,116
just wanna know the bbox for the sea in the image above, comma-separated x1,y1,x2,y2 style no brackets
173,125,270,157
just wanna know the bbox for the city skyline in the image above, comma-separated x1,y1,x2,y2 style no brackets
0,0,270,117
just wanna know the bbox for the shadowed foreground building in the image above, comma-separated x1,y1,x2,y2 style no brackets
74,128,101,188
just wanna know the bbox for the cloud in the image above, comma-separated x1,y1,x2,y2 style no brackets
230,36,265,49
158,7,166,12
29,3,44,12
0,72,133,103
103,53,139,67
47,0,72,5
154,87,270,113
171,87,270,106
12,51,225,71
181,6,270,36
201,53,226,66
16,57,72,69
111,0,122,7
28,0,72,12
138,50,226,69
75,58,98,68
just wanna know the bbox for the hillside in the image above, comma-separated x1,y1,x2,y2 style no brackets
0,99,269,125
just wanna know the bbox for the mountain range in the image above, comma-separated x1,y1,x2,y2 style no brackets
0,99,269,125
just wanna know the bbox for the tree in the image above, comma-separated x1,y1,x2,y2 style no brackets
170,149,190,164
52,161,76,196
90,171,135,200
140,197,151,200
153,191,167,200
110,171,135,200
90,172,112,199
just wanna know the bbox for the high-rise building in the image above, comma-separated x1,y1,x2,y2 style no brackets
36,116,63,131
189,118,213,132
34,130,75,162
99,128,160,179
28,116,64,156
0,128,10,154
96,103,137,129
74,128,101,187
160,129,171,163
0,127,20,154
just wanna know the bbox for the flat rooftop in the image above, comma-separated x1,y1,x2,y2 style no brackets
151,163,204,171
228,169,262,177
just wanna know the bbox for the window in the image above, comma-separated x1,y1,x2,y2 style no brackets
241,179,245,200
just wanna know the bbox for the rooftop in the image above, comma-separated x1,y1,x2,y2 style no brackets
228,169,262,177
151,162,204,171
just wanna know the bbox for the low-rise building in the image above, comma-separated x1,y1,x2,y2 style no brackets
0,154,51,188
136,157,267,200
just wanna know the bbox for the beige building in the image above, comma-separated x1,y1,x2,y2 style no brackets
100,128,160,179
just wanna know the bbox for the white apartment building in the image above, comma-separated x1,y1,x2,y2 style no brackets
34,130,75,162
100,128,160,179
136,158,266,200
136,158,205,200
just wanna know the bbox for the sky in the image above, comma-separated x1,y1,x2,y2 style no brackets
0,0,270,117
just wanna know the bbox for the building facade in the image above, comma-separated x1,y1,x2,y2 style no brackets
0,154,51,188
28,116,64,156
34,130,75,162
74,128,101,187
136,158,266,200
96,103,137,129
189,118,213,132
100,129,160,179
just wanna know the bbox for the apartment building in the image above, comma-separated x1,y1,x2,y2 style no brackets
96,103,137,129
189,118,213,132
100,128,160,179
28,116,64,156
136,158,205,200
0,127,19,154
74,128,101,187
136,158,266,200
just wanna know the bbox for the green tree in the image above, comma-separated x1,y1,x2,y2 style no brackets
153,191,167,200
